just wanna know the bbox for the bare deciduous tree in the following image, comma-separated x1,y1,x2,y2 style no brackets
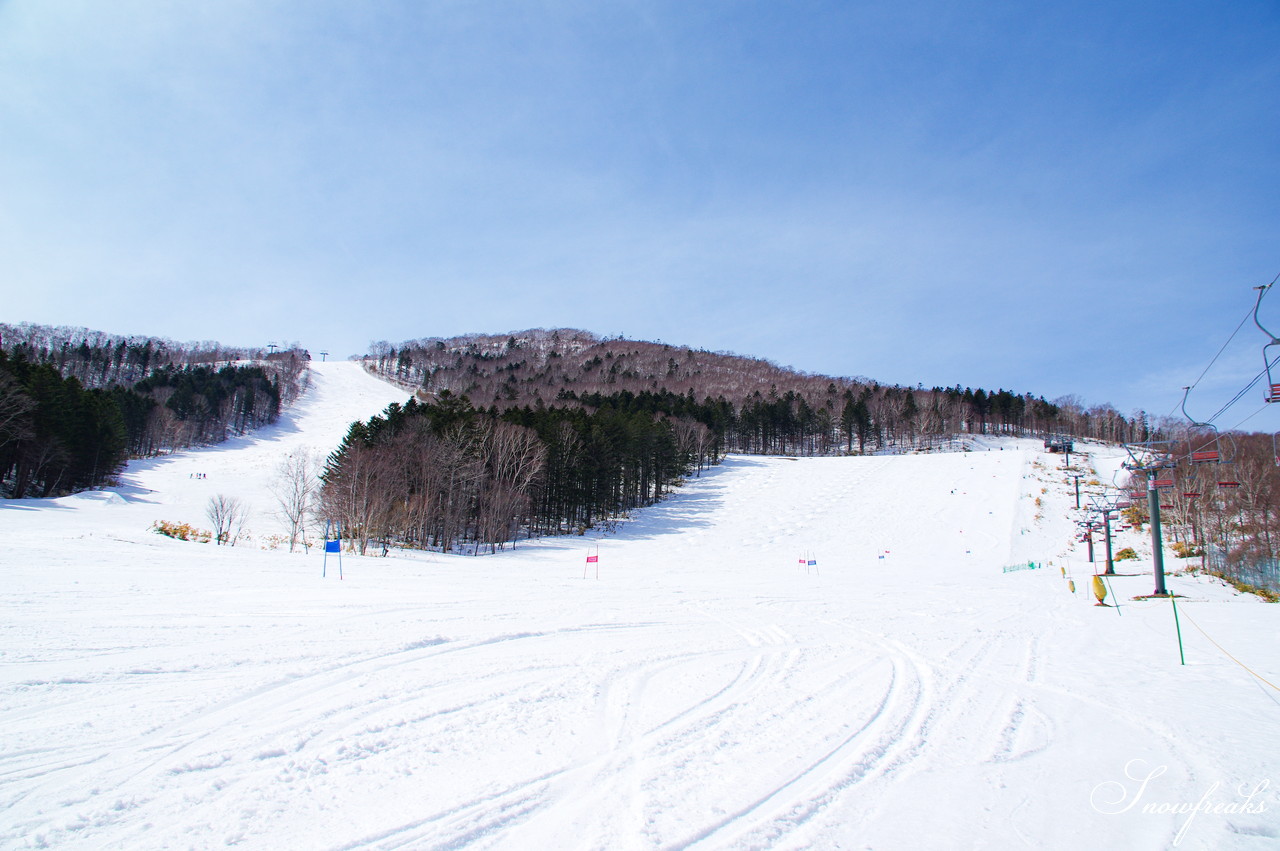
476,420,546,551
207,494,248,546
672,418,714,475
270,451,319,552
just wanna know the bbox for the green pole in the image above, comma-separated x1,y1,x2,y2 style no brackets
1101,573,1123,617
1169,592,1186,665
1103,508,1116,576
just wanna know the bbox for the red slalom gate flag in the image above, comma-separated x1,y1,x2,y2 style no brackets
586,555,599,563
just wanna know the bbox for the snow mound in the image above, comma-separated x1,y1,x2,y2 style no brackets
58,489,127,506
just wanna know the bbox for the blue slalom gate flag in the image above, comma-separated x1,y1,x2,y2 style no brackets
322,520,344,579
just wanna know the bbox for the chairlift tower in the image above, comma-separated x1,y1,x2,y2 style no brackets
1067,472,1085,510
319,351,329,362
1121,440,1175,596
1088,494,1121,576
1078,519,1104,564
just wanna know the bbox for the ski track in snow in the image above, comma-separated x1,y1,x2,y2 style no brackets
1,362,1278,850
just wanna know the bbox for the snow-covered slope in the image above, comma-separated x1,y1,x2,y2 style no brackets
0,364,1276,850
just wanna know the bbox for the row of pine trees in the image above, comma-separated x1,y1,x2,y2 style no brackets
321,394,713,555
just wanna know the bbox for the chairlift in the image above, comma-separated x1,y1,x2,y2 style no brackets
1120,439,1177,474
1179,386,1235,464
1182,491,1201,499
1251,285,1280,402
1043,434,1073,453
1218,480,1241,489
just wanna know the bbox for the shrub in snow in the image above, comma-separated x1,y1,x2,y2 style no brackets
150,520,212,543
1171,540,1203,558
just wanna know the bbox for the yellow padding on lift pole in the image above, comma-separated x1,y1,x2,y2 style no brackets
1092,575,1108,605
1068,579,1076,594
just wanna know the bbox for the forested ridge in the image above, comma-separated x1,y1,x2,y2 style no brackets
368,328,1156,450
0,323,308,497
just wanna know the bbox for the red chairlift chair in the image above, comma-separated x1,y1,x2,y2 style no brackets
1251,284,1280,402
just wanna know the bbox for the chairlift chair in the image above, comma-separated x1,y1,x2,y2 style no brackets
1264,363,1280,402
1251,284,1280,402
1179,386,1235,465
1188,432,1236,467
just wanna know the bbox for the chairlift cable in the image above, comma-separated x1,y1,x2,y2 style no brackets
1186,301,1257,393
1204,352,1280,426
1163,275,1277,424
1156,280,1280,467
1218,402,1270,436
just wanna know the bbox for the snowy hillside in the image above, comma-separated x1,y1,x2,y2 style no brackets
1,362,1277,850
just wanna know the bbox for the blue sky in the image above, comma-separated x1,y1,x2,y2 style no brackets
2,0,1277,426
